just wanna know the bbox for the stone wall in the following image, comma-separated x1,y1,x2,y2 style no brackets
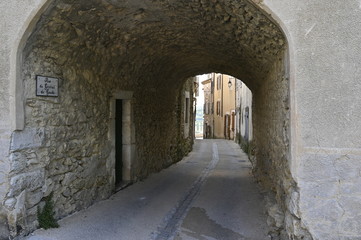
6,46,115,236
0,0,290,238
3,5,195,235
252,51,312,239
6,65,194,239
133,82,194,179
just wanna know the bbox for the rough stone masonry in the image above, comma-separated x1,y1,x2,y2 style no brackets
1,0,361,239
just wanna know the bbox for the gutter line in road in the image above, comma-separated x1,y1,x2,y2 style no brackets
153,143,219,240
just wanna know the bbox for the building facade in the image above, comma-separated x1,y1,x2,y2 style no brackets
235,80,253,144
201,74,214,139
203,73,252,142
213,74,236,139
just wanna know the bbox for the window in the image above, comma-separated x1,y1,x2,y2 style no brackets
231,112,235,131
216,101,221,116
204,102,210,115
217,75,222,90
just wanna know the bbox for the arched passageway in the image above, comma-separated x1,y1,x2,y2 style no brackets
6,0,307,238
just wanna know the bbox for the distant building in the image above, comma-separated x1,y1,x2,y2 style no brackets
201,74,213,138
202,73,252,142
213,74,234,139
235,80,253,143
194,105,204,138
192,76,204,138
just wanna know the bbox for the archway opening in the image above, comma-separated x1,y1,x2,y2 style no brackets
7,0,299,238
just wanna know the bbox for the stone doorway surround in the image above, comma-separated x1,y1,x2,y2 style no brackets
109,91,136,189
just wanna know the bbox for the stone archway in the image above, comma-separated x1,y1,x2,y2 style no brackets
6,0,306,238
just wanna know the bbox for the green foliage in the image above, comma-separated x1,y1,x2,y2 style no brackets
37,192,59,229
236,133,241,144
241,140,250,154
239,136,255,159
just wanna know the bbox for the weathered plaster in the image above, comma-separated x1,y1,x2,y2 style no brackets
263,0,361,239
0,1,52,238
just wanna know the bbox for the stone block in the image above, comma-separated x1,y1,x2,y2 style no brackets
26,205,39,230
10,128,46,151
338,196,361,218
8,170,45,197
0,206,9,239
0,169,8,187
62,187,71,198
4,198,16,209
339,216,361,236
301,199,343,230
299,180,339,200
0,170,9,203
339,236,361,240
8,190,26,237
0,224,9,240
299,153,339,182
62,172,76,186
334,154,361,180
340,179,361,196
26,190,43,209
42,178,54,196
267,203,284,229
9,152,27,174
287,191,300,218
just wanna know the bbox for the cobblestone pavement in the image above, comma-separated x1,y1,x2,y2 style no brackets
26,140,270,240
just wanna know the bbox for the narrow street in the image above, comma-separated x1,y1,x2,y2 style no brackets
26,140,270,240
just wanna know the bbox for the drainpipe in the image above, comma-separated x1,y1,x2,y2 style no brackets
221,74,224,118
221,74,223,139
212,73,215,139
234,79,237,142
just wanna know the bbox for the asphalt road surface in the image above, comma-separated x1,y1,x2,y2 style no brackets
26,139,270,240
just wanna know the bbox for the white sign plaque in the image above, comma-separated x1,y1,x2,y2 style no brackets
36,76,59,97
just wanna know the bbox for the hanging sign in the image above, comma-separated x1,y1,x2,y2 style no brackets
36,76,59,97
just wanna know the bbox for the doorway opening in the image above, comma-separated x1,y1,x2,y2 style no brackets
110,91,136,190
115,99,123,185
244,107,250,142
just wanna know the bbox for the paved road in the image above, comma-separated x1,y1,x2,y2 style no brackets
26,140,270,240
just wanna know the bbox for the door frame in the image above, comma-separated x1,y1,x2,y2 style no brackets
109,91,136,188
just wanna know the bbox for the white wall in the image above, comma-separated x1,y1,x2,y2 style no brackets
0,1,49,237
260,0,361,238
235,80,253,142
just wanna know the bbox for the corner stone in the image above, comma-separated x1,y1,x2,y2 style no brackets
10,128,46,151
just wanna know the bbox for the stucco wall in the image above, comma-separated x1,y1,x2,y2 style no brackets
260,0,361,239
235,80,253,142
0,1,50,238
